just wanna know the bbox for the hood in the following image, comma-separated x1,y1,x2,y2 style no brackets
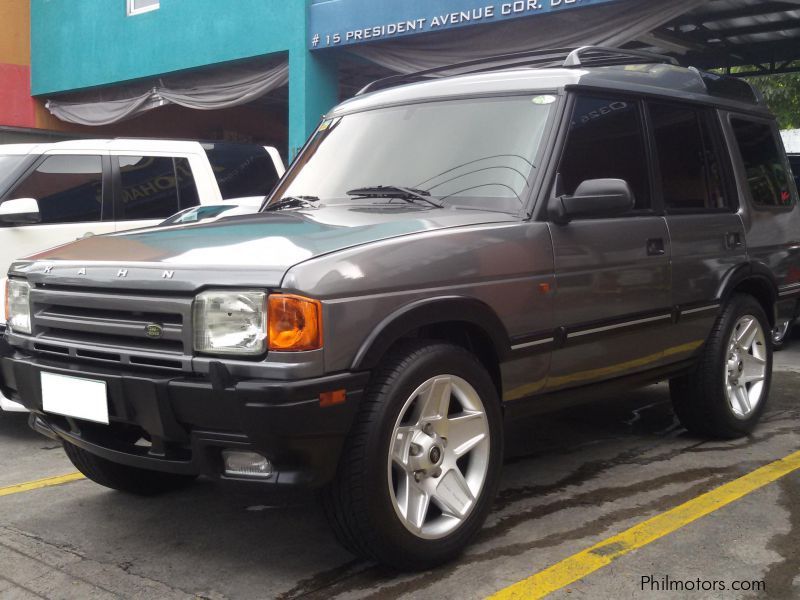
20,205,515,283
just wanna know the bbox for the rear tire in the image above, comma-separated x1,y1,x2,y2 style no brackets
670,294,772,439
322,341,503,570
63,442,197,496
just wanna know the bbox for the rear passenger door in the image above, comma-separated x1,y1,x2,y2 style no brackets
111,155,201,231
648,102,746,359
546,94,672,392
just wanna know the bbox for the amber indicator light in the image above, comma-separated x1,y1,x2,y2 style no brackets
320,389,346,408
268,294,323,351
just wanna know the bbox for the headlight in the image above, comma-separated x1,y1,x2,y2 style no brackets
5,279,31,334
193,290,267,356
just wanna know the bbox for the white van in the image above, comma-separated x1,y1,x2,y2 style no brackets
0,139,284,411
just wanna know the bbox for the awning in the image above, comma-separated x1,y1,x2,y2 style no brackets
347,0,706,73
46,58,289,127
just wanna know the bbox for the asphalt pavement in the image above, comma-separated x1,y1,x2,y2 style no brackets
0,339,798,599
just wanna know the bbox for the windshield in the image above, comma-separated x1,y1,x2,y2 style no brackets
272,95,556,213
0,155,32,196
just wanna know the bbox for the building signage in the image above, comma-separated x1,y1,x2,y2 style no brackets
309,0,620,49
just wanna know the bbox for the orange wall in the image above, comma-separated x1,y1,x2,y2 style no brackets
0,0,62,130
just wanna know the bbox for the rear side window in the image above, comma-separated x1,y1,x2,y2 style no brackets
118,156,200,220
650,103,729,211
7,155,103,224
204,145,279,200
731,119,793,208
559,95,650,210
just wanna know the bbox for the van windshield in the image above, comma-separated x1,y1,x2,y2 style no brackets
0,155,32,197
271,95,556,213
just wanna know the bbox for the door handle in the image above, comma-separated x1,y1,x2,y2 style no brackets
725,231,743,250
646,238,665,256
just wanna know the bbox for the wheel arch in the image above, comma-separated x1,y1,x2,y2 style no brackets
350,296,510,394
716,262,778,327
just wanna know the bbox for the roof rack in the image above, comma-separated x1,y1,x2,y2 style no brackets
357,45,680,96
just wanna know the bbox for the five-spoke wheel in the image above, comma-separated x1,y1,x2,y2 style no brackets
388,375,490,539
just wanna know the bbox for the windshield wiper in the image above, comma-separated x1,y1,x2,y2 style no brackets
347,186,443,208
264,196,320,212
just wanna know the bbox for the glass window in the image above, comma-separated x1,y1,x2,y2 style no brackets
273,95,555,214
0,155,31,197
119,156,195,220
650,103,728,211
127,0,159,15
731,119,793,208
559,96,650,210
204,145,279,200
787,155,799,191
7,155,103,224
174,157,200,210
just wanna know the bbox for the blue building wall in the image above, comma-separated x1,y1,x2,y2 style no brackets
30,0,337,155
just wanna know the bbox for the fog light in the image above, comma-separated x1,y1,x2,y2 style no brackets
222,450,273,479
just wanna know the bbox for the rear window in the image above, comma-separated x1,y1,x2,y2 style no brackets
118,156,200,220
731,118,793,208
203,144,279,200
789,155,800,190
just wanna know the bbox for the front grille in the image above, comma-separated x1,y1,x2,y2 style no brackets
29,285,194,371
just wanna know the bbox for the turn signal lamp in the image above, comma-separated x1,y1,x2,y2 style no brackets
268,294,323,351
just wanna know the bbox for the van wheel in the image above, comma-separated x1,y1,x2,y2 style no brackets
63,442,197,496
670,294,772,439
322,341,503,570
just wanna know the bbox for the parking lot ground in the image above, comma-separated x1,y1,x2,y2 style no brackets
0,340,799,599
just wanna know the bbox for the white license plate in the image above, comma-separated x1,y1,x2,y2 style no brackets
40,372,109,425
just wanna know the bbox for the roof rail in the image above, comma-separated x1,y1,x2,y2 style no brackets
564,46,679,67
357,47,575,96
357,45,681,96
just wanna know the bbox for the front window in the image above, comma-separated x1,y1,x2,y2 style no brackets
0,155,31,197
272,95,556,214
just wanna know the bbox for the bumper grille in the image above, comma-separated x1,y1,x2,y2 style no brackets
29,286,193,371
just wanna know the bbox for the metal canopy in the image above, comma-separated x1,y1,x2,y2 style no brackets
635,0,800,76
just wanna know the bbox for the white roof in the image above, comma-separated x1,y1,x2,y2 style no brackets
0,139,205,155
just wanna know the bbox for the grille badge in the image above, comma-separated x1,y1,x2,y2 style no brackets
145,323,164,339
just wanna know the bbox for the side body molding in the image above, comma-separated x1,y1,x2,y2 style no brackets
350,296,511,371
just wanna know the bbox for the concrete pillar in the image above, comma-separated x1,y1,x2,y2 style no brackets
288,49,338,160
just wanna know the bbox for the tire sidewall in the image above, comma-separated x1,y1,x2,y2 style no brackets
710,296,772,434
362,344,503,562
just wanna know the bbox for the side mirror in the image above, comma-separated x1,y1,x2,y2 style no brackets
549,179,634,224
0,198,41,225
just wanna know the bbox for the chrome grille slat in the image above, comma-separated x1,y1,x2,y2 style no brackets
30,286,193,372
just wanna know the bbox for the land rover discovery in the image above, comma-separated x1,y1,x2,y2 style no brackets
2,48,799,570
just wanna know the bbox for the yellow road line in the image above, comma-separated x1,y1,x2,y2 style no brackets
0,472,85,498
490,449,800,600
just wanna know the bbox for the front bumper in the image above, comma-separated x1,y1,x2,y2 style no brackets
0,350,369,488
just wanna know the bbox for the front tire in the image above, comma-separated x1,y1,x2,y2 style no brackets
323,341,503,570
670,294,772,439
63,442,197,496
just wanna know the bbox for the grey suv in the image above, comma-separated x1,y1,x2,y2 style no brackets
3,48,799,570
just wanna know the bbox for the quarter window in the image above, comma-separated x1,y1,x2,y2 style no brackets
118,156,199,221
7,155,103,224
127,0,159,15
559,96,650,211
731,119,793,208
650,103,728,211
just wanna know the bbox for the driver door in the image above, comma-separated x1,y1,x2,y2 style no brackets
546,94,672,392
